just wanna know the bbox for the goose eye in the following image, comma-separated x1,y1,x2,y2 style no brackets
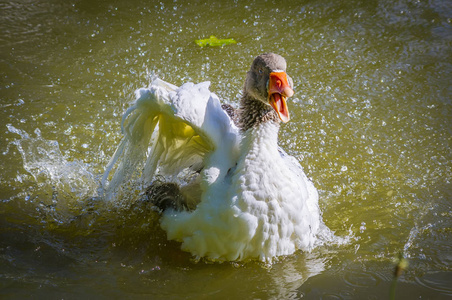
257,67,263,75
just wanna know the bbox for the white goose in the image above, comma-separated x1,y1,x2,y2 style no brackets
103,53,324,262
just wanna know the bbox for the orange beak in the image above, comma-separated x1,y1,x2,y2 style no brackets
268,71,294,123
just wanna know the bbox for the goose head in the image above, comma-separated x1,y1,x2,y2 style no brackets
243,53,294,124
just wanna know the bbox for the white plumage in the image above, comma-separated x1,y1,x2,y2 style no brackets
103,54,326,263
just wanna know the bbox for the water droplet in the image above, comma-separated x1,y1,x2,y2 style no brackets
64,127,72,135
360,222,366,233
34,128,41,137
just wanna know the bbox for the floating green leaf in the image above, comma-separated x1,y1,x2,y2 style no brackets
195,36,237,47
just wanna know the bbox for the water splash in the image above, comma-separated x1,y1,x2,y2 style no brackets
6,124,99,201
403,223,433,255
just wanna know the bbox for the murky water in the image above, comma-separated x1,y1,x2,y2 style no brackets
1,0,451,298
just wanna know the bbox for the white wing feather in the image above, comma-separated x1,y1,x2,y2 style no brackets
102,78,238,200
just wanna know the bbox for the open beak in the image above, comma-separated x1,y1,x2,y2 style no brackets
268,71,294,123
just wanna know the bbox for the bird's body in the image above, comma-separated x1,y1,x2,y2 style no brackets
103,53,325,262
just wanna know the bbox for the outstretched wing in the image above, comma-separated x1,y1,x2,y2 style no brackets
102,78,238,201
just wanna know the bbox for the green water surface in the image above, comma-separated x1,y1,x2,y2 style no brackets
1,0,451,298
